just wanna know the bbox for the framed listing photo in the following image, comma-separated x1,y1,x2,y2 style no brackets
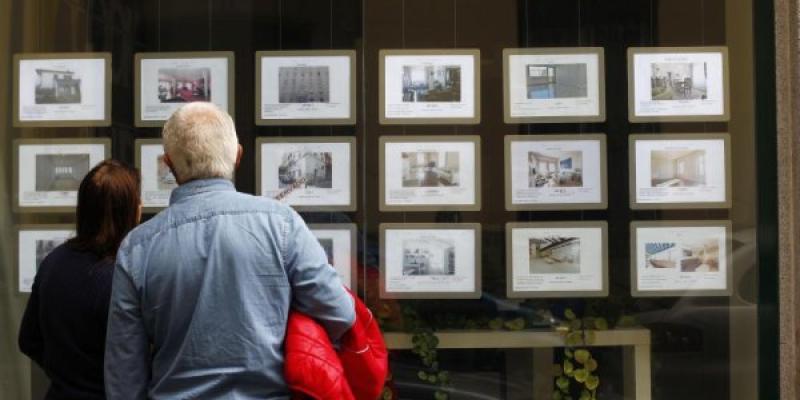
135,51,234,127
379,49,480,125
505,134,606,211
256,50,356,125
17,225,74,294
503,48,605,123
256,137,356,212
628,47,729,122
13,53,111,127
380,223,481,299
506,221,608,298
309,223,357,289
380,135,480,212
631,220,732,297
135,139,178,212
14,138,110,213
630,134,731,209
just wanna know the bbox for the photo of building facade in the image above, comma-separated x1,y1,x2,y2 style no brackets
34,154,90,192
35,68,81,104
278,66,330,103
277,151,333,189
528,236,581,274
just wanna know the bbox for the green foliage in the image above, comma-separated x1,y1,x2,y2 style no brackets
554,308,610,400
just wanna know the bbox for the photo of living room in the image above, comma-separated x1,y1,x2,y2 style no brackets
525,63,587,99
644,238,720,272
401,151,460,187
650,62,708,101
650,149,706,187
528,150,582,188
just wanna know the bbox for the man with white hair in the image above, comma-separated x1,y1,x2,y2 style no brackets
104,102,354,399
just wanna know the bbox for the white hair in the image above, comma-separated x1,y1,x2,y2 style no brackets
162,102,239,182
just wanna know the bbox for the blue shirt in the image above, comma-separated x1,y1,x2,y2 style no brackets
104,179,355,400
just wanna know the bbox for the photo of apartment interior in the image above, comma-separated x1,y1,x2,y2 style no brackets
401,64,461,102
401,151,460,187
644,239,720,272
278,66,330,103
317,238,334,265
277,151,333,189
528,236,581,274
650,62,708,100
35,69,81,104
157,68,210,103
650,149,706,187
402,238,456,276
156,154,177,191
527,150,582,188
525,63,588,99
35,239,63,269
35,154,91,192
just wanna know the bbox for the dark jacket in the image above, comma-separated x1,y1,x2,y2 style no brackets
18,244,113,400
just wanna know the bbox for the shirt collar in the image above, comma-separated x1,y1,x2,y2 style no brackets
169,178,236,205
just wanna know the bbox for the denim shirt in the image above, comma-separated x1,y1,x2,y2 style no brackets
104,179,355,400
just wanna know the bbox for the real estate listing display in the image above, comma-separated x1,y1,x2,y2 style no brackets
256,137,356,211
380,223,481,299
506,221,608,298
135,139,178,211
379,49,480,124
256,50,356,125
14,138,110,213
17,225,74,293
505,134,606,210
503,48,605,123
628,47,729,122
308,223,357,289
135,52,234,127
380,136,480,211
631,220,732,296
630,134,731,209
13,53,111,127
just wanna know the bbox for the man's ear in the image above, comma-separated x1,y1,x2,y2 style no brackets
162,153,182,185
235,144,243,170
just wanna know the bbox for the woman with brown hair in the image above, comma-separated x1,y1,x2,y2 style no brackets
18,159,141,400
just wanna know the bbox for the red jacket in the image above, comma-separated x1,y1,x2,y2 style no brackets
284,290,388,400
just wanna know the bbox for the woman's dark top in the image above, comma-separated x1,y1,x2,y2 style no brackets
18,244,114,400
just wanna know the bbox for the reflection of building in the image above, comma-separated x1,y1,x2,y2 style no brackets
650,150,706,187
528,151,582,188
529,237,580,274
402,238,455,276
526,64,587,99
401,151,459,187
278,151,332,188
158,68,210,102
650,63,708,100
645,239,719,272
279,66,330,103
402,65,461,102
35,69,82,104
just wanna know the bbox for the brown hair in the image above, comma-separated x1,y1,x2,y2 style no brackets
67,159,141,259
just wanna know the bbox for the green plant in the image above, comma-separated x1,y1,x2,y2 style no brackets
552,308,608,400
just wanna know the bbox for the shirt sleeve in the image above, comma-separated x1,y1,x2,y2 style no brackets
104,258,150,400
18,273,44,367
283,210,356,341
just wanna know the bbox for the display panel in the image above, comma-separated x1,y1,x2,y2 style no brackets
16,225,74,294
13,138,110,213
256,136,356,212
135,51,234,127
380,135,480,211
628,47,729,122
630,220,732,297
379,49,480,125
503,47,605,123
134,139,177,212
308,223,357,289
505,134,606,210
13,53,111,127
629,133,731,209
506,221,608,298
380,223,481,299
256,50,356,125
